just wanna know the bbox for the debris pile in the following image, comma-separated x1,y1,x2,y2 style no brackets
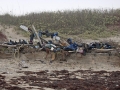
0,25,120,60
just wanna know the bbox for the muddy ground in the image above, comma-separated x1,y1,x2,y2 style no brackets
0,52,120,90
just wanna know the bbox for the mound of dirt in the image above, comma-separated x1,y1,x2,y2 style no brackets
0,31,8,43
0,25,28,42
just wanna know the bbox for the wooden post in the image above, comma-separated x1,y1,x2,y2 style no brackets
32,25,42,45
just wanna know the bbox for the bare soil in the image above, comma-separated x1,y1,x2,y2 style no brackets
0,52,120,90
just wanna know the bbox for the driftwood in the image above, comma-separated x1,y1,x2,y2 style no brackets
93,49,114,53
0,44,17,48
91,48,115,57
32,25,42,45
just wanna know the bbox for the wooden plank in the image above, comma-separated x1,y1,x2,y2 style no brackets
93,49,114,53
32,25,42,45
0,44,17,48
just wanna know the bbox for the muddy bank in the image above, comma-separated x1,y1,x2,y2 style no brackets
1,70,120,90
0,52,120,90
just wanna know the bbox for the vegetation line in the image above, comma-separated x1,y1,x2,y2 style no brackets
0,9,120,39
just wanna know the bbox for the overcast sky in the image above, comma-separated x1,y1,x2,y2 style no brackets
0,0,120,15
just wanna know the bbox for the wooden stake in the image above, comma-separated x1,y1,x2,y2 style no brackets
32,25,42,45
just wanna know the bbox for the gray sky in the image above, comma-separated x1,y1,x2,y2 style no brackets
0,0,120,15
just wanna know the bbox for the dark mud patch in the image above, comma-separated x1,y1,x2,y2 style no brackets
0,75,25,90
1,70,120,90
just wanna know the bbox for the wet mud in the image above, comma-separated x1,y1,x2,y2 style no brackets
1,70,120,90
